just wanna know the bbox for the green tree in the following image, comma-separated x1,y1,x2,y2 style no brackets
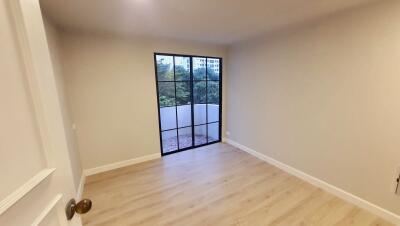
207,81,219,104
207,68,219,80
175,65,189,81
193,68,206,80
193,82,219,104
157,61,219,107
157,61,174,81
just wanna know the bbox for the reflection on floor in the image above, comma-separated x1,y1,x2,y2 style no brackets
163,134,212,153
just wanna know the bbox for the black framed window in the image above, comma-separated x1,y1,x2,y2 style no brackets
154,53,222,156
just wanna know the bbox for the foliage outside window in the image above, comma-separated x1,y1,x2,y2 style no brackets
157,58,220,107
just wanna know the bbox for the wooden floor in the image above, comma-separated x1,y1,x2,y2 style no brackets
82,143,393,226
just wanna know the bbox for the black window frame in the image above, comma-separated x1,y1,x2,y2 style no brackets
154,52,223,156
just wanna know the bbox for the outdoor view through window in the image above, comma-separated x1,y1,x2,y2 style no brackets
155,53,222,155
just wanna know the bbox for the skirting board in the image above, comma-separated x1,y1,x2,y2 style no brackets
224,138,400,225
84,153,161,176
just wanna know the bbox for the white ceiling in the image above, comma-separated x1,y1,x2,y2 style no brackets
40,0,376,44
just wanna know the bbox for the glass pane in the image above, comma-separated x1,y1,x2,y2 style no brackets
156,55,174,81
176,82,191,106
194,104,206,125
193,57,206,80
177,105,191,128
158,82,175,107
207,81,219,104
194,125,207,145
207,104,219,123
193,81,206,104
162,130,178,153
207,122,219,142
160,107,176,131
175,56,190,81
178,127,192,149
207,58,220,80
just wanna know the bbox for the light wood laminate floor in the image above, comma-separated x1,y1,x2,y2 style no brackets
82,143,393,226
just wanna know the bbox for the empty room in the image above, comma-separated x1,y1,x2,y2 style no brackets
1,0,400,225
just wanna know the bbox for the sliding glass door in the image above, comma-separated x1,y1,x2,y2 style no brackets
155,53,222,155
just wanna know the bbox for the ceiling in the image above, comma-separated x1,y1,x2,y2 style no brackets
40,0,377,45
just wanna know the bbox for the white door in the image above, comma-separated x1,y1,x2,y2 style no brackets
0,0,84,225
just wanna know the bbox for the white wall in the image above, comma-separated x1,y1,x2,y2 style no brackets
227,0,400,215
60,32,227,169
43,18,82,190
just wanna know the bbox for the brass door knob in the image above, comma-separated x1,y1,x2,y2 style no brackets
65,198,92,220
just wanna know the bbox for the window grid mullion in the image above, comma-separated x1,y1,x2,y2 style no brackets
173,56,180,150
156,53,222,155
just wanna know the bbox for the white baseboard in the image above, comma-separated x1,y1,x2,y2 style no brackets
76,173,86,200
224,138,400,225
84,153,161,176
